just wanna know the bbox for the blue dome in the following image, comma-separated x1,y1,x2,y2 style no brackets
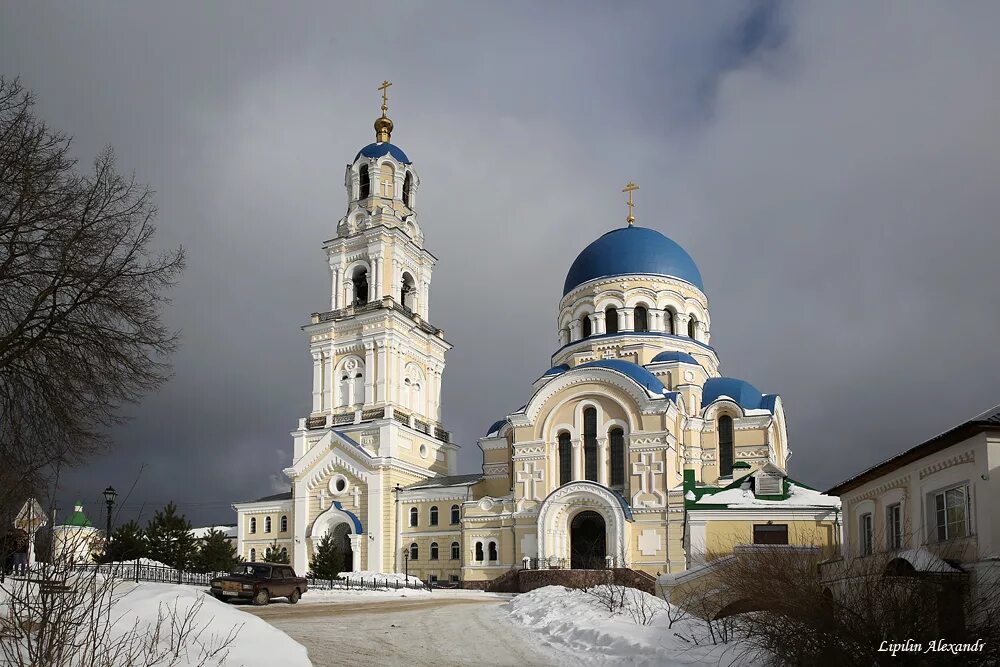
575,359,666,396
485,419,508,437
543,364,570,377
702,377,771,411
650,351,700,365
355,142,411,164
563,226,704,295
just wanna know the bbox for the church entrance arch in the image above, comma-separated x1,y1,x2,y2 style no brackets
570,511,606,569
331,522,354,573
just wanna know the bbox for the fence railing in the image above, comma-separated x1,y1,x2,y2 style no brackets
63,562,431,592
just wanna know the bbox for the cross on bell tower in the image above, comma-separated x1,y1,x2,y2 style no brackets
623,182,639,226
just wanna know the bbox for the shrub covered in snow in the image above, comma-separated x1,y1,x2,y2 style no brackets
506,585,755,666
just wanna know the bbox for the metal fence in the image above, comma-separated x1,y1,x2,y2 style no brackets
65,562,431,592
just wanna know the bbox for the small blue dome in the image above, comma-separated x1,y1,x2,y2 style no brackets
355,142,411,164
575,359,666,396
543,364,570,377
702,377,771,411
485,419,508,437
563,226,704,295
650,351,700,365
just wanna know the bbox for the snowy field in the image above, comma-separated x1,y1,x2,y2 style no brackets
1,578,311,667
506,585,757,666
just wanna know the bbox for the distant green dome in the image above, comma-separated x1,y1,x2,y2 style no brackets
64,502,92,528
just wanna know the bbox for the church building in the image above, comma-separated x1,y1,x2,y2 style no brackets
233,84,839,585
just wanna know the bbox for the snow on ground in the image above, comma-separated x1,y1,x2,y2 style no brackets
335,570,423,585
506,585,756,666
1,579,311,666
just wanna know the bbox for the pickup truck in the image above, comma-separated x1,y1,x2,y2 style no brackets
210,563,308,606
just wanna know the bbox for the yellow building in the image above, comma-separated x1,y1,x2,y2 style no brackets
234,87,839,586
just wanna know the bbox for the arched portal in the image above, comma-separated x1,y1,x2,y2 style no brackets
570,511,606,569
331,523,354,573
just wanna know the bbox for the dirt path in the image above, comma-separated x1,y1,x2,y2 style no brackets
243,593,570,666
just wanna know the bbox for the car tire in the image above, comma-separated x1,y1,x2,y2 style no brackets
288,588,301,604
252,589,270,606
212,592,226,602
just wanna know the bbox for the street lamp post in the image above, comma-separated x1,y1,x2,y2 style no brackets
103,486,117,553
403,547,409,583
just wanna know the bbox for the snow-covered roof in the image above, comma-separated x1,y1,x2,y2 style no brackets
403,474,483,490
190,525,238,540
890,549,963,574
690,483,840,509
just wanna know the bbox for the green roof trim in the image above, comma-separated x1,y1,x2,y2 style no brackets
685,472,803,509
733,461,752,469
63,502,92,527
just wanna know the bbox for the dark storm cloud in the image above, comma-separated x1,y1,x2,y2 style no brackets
2,1,997,525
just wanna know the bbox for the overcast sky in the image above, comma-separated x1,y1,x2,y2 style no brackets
3,1,999,527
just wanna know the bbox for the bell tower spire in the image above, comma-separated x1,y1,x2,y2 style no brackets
375,80,394,143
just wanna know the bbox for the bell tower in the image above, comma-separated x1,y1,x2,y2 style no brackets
303,82,450,431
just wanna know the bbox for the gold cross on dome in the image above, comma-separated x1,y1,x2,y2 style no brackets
378,80,392,114
623,182,639,226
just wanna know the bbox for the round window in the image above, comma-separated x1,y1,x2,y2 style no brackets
329,474,350,496
419,444,428,459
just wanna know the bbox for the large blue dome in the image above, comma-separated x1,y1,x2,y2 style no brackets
355,142,411,164
563,226,704,295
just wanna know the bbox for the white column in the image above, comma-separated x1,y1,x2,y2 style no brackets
375,256,385,300
572,440,583,481
421,281,430,319
558,328,569,346
376,343,388,403
569,321,581,342
593,311,606,335
651,310,663,332
598,437,609,486
622,307,634,331
323,348,334,410
331,266,339,311
311,351,323,412
364,343,375,405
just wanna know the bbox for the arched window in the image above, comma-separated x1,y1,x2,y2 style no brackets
338,360,365,407
249,517,256,534
280,515,288,532
450,505,460,525
634,306,648,332
409,542,419,561
583,407,598,482
403,172,413,207
359,164,370,199
264,517,271,533
558,432,572,486
351,266,369,306
250,548,256,562
409,507,418,527
664,308,676,335
581,315,592,338
281,547,288,558
451,542,460,560
475,542,484,562
605,307,619,334
430,542,439,560
429,506,439,526
688,316,698,339
488,542,498,561
609,427,625,487
400,272,416,311
718,415,734,478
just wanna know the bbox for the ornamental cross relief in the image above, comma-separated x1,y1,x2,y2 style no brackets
351,484,362,508
517,461,544,503
631,452,666,508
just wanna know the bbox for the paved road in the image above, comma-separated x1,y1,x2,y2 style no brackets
243,593,567,666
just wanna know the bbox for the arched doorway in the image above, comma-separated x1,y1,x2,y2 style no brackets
570,511,606,569
331,523,353,573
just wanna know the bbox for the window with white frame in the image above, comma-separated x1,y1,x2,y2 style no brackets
488,541,498,562
860,512,873,556
409,507,418,527
451,541,460,560
932,484,970,542
886,503,902,550
264,516,272,533
249,517,256,534
474,541,484,562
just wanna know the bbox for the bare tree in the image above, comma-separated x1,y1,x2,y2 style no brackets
0,77,184,513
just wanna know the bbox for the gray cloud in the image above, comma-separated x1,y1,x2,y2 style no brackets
3,1,997,525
